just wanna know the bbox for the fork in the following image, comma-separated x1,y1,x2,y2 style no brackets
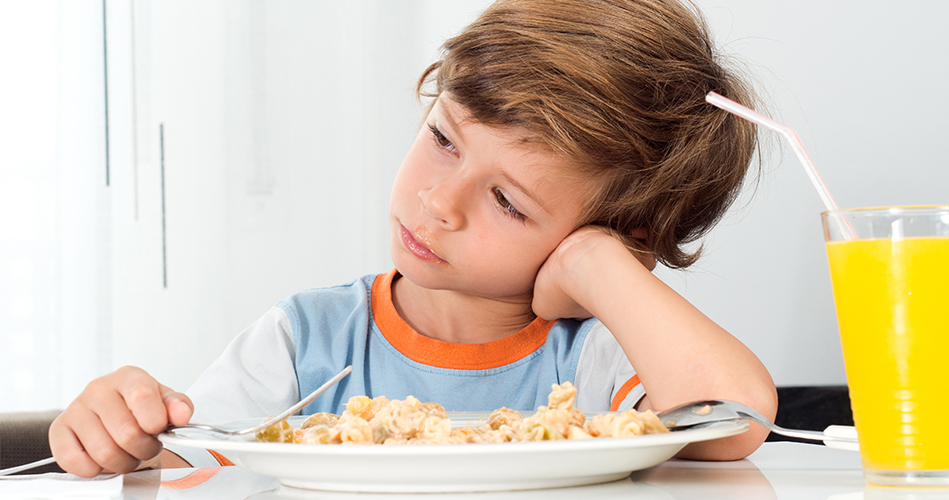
0,365,352,476
657,399,859,450
165,365,352,436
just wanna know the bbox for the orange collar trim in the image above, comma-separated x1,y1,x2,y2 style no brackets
371,270,555,370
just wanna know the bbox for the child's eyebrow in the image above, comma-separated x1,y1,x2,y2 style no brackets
499,170,547,216
436,100,466,140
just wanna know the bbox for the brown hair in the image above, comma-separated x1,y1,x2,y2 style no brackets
416,0,758,269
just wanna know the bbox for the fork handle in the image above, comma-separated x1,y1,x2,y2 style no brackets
770,426,837,442
769,423,859,451
822,425,859,451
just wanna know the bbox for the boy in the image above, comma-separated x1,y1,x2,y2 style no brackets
51,0,776,476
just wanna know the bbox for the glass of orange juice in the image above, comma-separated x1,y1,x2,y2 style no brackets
822,205,949,487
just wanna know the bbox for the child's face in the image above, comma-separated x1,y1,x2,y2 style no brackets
389,95,599,302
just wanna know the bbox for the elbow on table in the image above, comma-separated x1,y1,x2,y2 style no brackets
675,422,772,461
674,386,779,461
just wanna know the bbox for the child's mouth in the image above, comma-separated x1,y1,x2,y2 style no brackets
401,225,447,265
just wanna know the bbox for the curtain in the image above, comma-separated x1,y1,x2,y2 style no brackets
0,0,111,412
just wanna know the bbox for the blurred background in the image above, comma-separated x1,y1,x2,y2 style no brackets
1,0,947,413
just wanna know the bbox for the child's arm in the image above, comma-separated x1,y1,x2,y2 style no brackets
533,227,777,460
48,366,194,477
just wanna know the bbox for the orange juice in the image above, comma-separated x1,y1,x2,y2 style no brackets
826,236,949,473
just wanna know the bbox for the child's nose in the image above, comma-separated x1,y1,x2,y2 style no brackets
419,181,465,230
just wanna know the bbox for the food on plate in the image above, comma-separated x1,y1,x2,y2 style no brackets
300,412,340,429
255,417,294,443
255,381,667,445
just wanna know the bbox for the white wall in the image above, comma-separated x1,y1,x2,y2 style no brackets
4,1,947,411
664,1,949,385
0,1,112,412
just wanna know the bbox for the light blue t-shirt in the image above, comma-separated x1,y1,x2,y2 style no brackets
290,271,603,414
174,270,642,467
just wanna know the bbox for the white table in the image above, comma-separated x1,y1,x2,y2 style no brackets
5,442,941,499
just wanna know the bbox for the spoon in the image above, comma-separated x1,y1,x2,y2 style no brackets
657,399,859,451
0,365,352,477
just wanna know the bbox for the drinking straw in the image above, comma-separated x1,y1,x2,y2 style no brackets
705,92,839,212
705,92,855,239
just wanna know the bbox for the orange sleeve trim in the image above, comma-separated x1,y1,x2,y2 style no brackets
610,374,641,411
371,270,555,370
159,467,222,490
208,449,235,467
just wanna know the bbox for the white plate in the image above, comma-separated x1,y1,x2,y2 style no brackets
159,414,748,493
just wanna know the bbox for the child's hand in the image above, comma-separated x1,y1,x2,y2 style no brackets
536,228,776,461
48,366,193,477
532,226,653,321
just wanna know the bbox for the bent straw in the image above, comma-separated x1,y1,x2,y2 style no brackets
706,92,838,211
705,91,855,239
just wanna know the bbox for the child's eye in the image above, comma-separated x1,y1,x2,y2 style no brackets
493,188,527,222
428,124,457,154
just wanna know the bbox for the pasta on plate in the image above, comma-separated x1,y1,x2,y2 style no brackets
255,382,668,445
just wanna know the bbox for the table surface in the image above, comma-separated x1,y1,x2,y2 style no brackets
4,442,946,500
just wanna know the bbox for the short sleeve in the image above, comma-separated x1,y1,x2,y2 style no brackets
163,306,299,467
572,320,644,413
